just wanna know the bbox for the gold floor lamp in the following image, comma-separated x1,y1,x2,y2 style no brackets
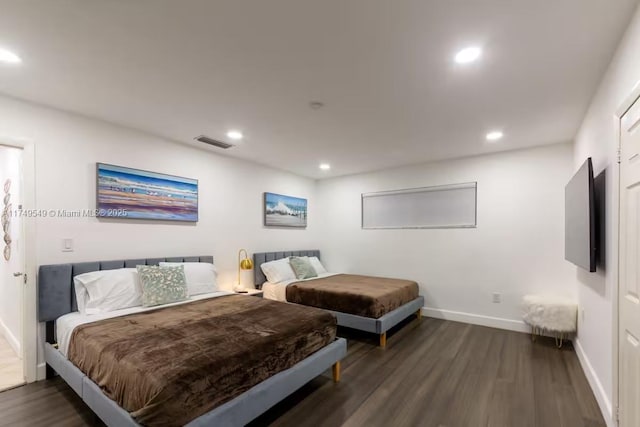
235,249,253,292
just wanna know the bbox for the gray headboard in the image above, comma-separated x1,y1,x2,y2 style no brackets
37,255,214,323
253,250,320,288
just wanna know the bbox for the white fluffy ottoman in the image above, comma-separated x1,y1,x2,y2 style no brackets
522,295,577,348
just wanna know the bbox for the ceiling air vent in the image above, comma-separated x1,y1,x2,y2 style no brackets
194,135,234,149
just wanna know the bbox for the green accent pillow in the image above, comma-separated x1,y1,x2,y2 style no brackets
289,256,318,280
137,265,188,307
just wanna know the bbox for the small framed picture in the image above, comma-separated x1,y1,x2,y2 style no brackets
264,192,307,228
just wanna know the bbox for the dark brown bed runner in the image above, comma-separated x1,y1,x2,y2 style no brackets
286,274,419,319
68,295,336,427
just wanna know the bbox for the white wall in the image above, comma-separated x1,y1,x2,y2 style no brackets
0,145,23,357
572,4,640,425
317,143,577,330
0,95,318,282
0,94,319,375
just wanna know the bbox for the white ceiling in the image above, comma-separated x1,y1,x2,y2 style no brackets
0,0,637,179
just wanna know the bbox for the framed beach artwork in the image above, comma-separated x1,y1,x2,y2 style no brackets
264,192,307,228
96,163,198,222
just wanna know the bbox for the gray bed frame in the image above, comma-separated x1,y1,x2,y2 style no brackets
253,250,425,348
37,255,347,427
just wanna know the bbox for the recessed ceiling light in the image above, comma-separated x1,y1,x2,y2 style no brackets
0,48,21,64
486,131,504,141
319,163,331,171
455,46,482,64
226,130,243,140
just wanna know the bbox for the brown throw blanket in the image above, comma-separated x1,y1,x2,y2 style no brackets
286,274,419,318
68,295,336,427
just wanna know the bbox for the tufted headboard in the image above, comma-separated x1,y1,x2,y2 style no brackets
253,250,320,289
37,255,214,324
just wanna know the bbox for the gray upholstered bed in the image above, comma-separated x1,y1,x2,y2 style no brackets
38,255,347,427
253,250,425,347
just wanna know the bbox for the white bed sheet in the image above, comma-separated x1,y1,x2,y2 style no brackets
56,290,233,357
262,273,338,302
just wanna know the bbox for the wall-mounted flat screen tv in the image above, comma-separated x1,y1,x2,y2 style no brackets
565,157,596,272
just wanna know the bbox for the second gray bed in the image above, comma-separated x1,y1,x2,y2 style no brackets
253,249,424,348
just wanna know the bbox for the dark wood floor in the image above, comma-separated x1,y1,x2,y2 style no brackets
0,318,605,427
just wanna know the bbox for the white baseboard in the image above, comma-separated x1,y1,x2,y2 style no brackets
574,338,615,427
0,317,21,358
422,307,531,333
36,362,46,381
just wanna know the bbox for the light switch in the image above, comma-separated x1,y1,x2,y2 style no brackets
62,238,74,252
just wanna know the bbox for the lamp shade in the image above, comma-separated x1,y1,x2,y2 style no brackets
240,258,253,270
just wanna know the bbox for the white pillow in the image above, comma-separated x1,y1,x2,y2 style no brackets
73,279,89,314
73,268,142,315
260,258,296,283
159,262,218,296
308,256,328,274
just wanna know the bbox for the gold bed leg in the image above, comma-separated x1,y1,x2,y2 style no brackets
556,333,564,349
380,332,387,348
332,361,341,383
416,309,422,320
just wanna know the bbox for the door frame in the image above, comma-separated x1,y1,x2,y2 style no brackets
614,80,640,425
0,139,36,383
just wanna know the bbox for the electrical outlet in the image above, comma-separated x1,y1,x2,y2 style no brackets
492,292,501,303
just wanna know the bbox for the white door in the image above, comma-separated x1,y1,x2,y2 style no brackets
620,98,640,426
0,145,25,391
